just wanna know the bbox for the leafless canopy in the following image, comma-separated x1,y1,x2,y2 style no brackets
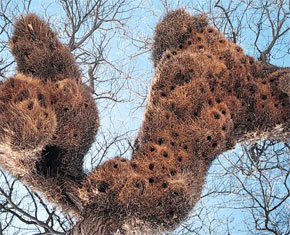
0,0,289,235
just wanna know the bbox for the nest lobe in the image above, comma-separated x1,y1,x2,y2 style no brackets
10,14,81,81
78,9,289,233
0,14,99,213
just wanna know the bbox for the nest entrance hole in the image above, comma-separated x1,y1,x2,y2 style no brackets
36,145,66,177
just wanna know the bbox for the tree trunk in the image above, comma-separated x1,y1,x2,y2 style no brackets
67,212,125,235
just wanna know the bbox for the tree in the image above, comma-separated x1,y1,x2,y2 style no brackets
0,0,288,235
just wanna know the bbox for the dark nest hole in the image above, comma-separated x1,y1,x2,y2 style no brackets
98,181,110,193
17,89,30,102
174,72,190,86
36,145,67,178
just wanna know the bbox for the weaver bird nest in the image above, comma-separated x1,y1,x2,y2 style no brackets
0,9,289,234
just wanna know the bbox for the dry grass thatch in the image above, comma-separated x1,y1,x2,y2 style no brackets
10,14,81,81
77,9,289,233
0,9,289,234
0,14,99,213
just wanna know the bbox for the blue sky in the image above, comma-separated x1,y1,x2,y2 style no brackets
0,0,289,234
